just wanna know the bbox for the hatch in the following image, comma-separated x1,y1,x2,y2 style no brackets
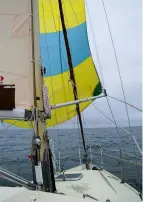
55,173,83,181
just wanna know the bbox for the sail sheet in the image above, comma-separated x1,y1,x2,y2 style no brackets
39,0,102,127
0,0,33,109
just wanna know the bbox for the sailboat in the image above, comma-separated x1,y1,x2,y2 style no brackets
0,0,142,201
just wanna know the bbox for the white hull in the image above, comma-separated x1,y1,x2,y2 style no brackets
0,165,141,202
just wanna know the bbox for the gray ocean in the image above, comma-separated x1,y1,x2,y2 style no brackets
0,126,142,192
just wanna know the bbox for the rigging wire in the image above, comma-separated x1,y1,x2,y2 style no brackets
69,80,128,154
101,0,142,161
105,97,128,153
85,0,127,153
70,78,142,182
87,1,142,185
85,0,105,88
66,0,104,152
104,98,142,187
76,116,82,165
68,0,88,41
68,0,79,24
58,0,87,153
85,0,141,155
0,120,21,132
108,95,142,112
68,0,103,93
84,0,142,187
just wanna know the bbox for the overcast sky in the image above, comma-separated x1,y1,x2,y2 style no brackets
60,0,142,128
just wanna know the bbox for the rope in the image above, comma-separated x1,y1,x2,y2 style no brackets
105,97,128,154
42,68,51,119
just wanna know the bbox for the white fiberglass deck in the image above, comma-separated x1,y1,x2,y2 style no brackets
56,165,141,202
0,187,92,202
0,166,141,202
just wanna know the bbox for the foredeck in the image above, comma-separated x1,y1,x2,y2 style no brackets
56,165,141,202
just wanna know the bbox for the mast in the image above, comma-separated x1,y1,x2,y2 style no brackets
31,0,56,192
58,0,87,153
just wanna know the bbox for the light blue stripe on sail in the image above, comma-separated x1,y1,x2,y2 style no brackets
40,22,91,77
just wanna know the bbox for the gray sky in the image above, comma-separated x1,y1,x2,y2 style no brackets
60,0,142,128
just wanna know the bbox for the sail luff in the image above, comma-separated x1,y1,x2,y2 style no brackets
58,0,86,152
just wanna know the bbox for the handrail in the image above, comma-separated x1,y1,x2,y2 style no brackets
57,144,141,160
0,143,141,188
103,154,142,166
0,144,141,165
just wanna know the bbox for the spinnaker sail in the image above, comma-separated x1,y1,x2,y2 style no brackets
39,0,102,127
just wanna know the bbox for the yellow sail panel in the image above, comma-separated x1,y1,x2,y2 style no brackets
0,0,34,109
39,0,86,33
